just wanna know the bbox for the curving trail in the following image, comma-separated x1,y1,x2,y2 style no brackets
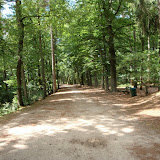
0,85,160,160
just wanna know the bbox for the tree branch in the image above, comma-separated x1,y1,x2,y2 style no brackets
114,0,123,16
22,15,50,21
114,23,135,34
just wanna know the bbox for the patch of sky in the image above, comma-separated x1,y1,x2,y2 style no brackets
1,1,15,18
69,0,77,6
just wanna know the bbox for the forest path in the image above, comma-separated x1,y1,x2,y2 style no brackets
0,85,160,160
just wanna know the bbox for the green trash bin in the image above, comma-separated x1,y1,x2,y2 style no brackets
130,87,137,97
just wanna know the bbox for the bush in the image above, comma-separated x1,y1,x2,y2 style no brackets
0,96,19,117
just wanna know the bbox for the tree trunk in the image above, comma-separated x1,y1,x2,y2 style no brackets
94,72,98,87
89,72,92,86
39,33,46,98
133,30,138,86
158,0,160,89
140,35,145,90
50,25,57,93
3,55,8,91
145,86,148,96
133,30,137,53
38,64,42,85
102,35,109,91
56,65,60,89
140,77,143,90
21,63,28,101
16,58,24,106
4,69,8,91
86,71,90,86
108,25,117,92
16,0,25,106
157,0,160,56
105,75,109,91
81,73,84,85
101,67,105,89
147,36,150,81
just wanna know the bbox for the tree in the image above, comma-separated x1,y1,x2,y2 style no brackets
50,25,56,93
15,0,25,106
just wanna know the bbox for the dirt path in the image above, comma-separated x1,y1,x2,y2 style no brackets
0,85,160,160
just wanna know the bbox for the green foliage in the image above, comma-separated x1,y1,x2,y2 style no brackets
0,0,160,115
0,96,18,117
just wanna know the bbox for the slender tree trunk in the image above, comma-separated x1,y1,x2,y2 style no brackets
38,64,42,85
133,30,137,53
86,71,90,86
102,35,109,91
2,53,8,91
81,73,84,85
56,58,60,89
158,9,160,59
3,69,8,91
105,75,109,91
94,72,98,87
21,63,28,100
140,35,145,90
133,30,138,86
101,67,105,89
39,34,46,98
158,0,160,90
147,36,151,81
77,71,80,84
16,58,24,106
153,40,155,50
16,0,26,106
89,72,92,86
50,25,56,93
108,25,117,92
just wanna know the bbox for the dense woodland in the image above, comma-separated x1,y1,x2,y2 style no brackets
0,0,160,116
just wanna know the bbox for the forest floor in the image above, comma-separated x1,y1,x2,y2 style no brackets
0,84,160,160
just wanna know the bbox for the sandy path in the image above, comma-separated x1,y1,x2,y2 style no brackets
0,85,160,160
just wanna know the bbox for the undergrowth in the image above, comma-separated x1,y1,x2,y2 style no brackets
0,90,44,117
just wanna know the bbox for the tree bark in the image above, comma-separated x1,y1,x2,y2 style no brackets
21,63,28,100
3,70,8,91
3,54,8,91
38,64,42,85
56,58,60,89
16,0,26,106
50,25,57,93
158,0,160,90
81,73,84,85
158,0,160,57
105,75,109,91
39,33,46,98
108,25,117,92
86,71,90,86
147,36,151,81
140,34,145,90
89,72,92,86
133,30,137,53
101,67,105,89
102,35,109,91
94,72,98,87
16,58,24,106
